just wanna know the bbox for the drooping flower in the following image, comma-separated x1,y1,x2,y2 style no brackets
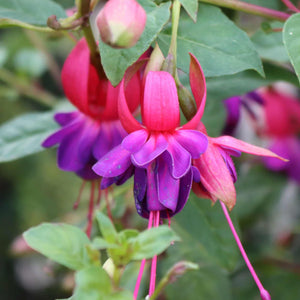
193,123,285,210
93,54,208,297
43,37,141,180
194,89,286,300
42,38,142,235
223,86,300,184
96,0,147,48
259,87,300,184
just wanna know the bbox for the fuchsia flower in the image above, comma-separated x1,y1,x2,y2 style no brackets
93,54,208,298
259,88,300,184
43,38,141,180
223,87,300,184
42,38,142,236
192,123,285,210
96,0,147,48
93,54,208,219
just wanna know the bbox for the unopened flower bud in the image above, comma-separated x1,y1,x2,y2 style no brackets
96,0,147,48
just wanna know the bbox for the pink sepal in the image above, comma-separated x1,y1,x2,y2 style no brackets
212,136,288,161
182,54,207,130
194,140,236,210
118,79,144,133
142,71,180,131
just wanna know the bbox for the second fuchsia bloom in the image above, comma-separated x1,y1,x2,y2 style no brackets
96,0,147,48
192,122,285,210
43,38,142,180
93,54,208,218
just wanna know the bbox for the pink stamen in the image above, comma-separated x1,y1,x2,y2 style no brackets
220,201,271,300
166,210,171,228
133,211,154,300
86,181,95,238
96,179,102,207
73,180,86,209
281,0,300,12
149,211,160,296
104,188,113,222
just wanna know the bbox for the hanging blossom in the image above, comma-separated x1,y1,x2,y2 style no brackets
42,38,142,235
93,54,208,298
193,97,286,300
259,87,300,184
223,86,300,184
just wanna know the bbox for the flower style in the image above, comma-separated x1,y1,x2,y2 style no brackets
93,54,208,298
43,38,141,180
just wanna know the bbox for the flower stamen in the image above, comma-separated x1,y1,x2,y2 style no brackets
220,201,271,300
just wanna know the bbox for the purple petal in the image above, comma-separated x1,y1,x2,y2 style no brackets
101,177,116,189
146,164,166,212
122,129,148,153
132,134,168,167
54,111,79,126
223,96,241,135
173,169,193,216
76,161,100,180
57,124,87,171
134,167,147,202
92,124,111,160
92,145,132,177
174,129,208,158
77,121,100,166
156,156,180,212
42,120,81,148
116,164,134,185
164,135,191,178
219,148,238,183
192,166,201,183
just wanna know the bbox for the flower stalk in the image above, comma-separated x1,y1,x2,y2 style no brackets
78,0,105,78
163,0,197,121
199,0,290,21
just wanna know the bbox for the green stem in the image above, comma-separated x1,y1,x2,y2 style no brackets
168,0,181,76
199,0,290,21
164,0,197,121
0,69,56,108
78,0,106,78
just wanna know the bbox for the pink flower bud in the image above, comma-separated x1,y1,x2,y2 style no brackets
96,0,147,48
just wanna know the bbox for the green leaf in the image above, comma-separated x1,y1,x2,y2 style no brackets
180,0,198,22
98,0,171,86
0,0,66,28
0,112,58,163
24,223,93,270
252,22,289,63
235,166,287,222
158,4,264,77
96,212,118,243
92,237,118,250
74,266,132,300
131,225,181,260
74,266,112,299
283,13,300,85
169,195,239,270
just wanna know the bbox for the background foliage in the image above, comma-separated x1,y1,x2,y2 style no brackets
0,0,299,299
